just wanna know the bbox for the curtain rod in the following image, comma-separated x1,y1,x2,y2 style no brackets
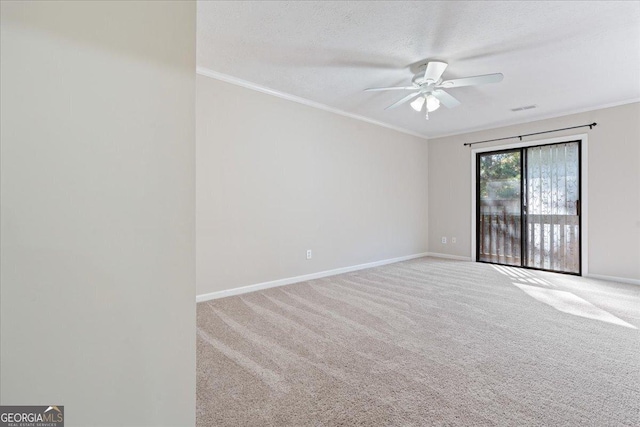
463,122,597,147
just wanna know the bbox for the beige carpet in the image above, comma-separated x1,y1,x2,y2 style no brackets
197,257,640,426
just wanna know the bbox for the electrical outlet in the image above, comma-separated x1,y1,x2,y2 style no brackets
441,237,447,244
451,237,457,244
306,249,312,260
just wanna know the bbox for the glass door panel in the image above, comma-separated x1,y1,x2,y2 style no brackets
477,150,522,266
525,142,580,273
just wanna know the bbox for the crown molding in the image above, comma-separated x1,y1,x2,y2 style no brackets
428,98,640,140
197,66,639,142
196,66,429,140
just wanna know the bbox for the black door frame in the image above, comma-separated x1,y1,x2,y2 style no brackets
475,140,582,276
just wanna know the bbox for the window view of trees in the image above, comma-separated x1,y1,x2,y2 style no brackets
479,152,521,200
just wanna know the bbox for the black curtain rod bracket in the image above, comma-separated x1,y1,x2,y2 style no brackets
463,122,597,147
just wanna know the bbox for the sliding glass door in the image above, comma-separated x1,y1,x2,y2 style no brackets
476,141,581,274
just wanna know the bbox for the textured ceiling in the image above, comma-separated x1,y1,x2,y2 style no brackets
197,1,640,138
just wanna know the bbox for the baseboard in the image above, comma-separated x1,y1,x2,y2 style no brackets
586,274,640,286
196,252,430,302
421,256,638,285
426,252,472,261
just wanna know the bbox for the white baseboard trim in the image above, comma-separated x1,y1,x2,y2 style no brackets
586,274,640,286
425,252,472,261
196,252,430,302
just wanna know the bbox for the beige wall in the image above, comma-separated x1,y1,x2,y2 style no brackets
428,102,640,282
1,2,196,426
196,75,429,296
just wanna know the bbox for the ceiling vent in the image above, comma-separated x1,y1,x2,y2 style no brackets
511,105,537,112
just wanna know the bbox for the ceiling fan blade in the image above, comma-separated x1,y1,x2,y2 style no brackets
438,73,503,88
385,92,422,110
432,90,461,109
364,86,416,92
423,61,448,83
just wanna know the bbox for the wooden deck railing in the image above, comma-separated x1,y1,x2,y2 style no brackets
479,207,580,272
478,210,521,265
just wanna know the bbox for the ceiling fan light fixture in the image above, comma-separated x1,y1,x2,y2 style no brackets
426,94,441,112
410,96,425,112
364,61,503,116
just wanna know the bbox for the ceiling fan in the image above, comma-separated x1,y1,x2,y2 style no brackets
364,61,503,119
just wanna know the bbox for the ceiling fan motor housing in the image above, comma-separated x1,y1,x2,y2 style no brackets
411,73,441,89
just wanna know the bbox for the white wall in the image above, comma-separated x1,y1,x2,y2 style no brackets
1,2,196,425
196,75,429,296
428,102,640,282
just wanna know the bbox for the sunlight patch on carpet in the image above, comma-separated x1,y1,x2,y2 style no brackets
513,282,636,329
